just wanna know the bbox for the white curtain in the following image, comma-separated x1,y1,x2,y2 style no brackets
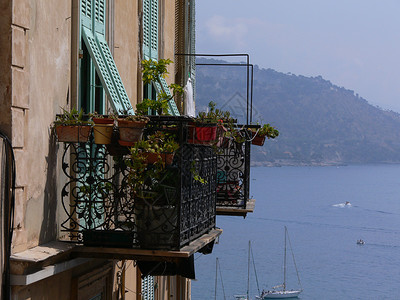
184,78,195,117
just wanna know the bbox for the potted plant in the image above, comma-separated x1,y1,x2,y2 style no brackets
139,59,183,116
117,115,149,146
189,101,221,145
53,107,93,143
131,132,179,166
90,112,114,145
251,123,279,146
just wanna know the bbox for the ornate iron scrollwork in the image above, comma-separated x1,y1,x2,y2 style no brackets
59,117,217,250
216,139,250,209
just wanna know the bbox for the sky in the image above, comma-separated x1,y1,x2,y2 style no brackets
196,0,400,113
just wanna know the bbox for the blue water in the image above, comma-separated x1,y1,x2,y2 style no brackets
192,165,400,299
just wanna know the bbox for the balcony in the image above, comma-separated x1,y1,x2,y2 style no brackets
216,127,255,217
56,115,254,252
58,116,219,254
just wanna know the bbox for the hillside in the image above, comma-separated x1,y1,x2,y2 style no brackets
195,58,400,165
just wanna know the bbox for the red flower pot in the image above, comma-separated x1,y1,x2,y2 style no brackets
188,123,218,145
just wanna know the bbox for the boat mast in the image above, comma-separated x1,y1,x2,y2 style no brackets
283,226,287,292
247,241,251,300
215,257,218,300
287,228,303,292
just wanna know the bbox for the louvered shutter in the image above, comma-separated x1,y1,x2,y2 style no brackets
143,0,158,60
153,79,180,116
80,0,92,30
82,28,134,114
81,0,134,115
94,0,106,36
142,0,180,115
142,275,155,300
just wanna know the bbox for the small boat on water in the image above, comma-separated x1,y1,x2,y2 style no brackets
257,227,303,299
357,239,365,245
259,289,302,299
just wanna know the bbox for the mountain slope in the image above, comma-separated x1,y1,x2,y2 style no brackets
195,58,400,165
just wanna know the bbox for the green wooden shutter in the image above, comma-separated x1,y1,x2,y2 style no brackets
82,28,134,114
94,0,106,36
153,78,180,116
81,0,134,115
143,0,158,60
81,0,92,30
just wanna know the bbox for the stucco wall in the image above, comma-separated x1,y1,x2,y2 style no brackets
114,0,139,109
0,0,12,137
11,0,71,253
161,0,176,87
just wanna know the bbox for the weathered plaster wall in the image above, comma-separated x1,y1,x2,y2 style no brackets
114,0,139,108
161,0,176,87
11,0,71,253
0,0,12,137
12,270,73,300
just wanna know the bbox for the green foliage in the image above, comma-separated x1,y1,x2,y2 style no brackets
134,132,179,154
196,101,235,124
53,107,93,126
123,115,150,123
190,160,207,184
124,131,179,193
139,59,183,116
257,124,280,139
141,58,173,85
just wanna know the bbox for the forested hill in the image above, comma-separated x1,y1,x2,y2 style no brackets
195,58,400,166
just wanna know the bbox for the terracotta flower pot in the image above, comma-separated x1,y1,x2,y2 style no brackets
143,152,175,165
92,118,114,125
118,119,146,143
251,131,266,146
55,125,91,143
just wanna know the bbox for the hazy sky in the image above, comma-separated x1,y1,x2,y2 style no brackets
196,0,400,112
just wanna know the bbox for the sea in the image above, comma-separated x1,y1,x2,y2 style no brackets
191,164,400,300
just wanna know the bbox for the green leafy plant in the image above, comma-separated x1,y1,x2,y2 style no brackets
190,160,207,184
124,132,180,195
138,59,184,115
53,107,93,126
257,123,279,139
135,132,179,154
123,115,150,123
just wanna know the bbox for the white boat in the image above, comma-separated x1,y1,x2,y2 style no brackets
258,227,303,299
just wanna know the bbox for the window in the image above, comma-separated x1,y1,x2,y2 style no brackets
79,0,134,115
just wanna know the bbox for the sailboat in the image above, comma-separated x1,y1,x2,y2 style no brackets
235,241,262,300
258,226,303,299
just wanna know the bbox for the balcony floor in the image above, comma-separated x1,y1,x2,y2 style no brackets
216,198,256,217
10,229,222,285
72,228,222,261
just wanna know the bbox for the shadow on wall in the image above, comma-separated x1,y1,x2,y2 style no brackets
39,130,58,244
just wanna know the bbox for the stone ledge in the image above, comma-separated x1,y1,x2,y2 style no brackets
10,241,76,275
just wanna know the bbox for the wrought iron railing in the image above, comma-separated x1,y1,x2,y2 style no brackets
59,117,217,250
216,129,251,210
